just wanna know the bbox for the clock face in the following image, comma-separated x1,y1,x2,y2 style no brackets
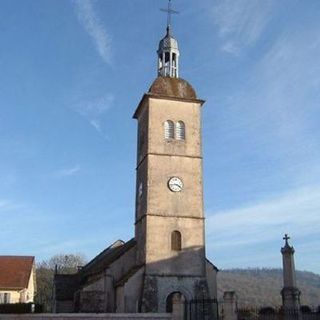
168,177,183,192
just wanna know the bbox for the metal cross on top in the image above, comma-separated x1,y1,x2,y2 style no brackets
160,0,179,28
283,234,290,243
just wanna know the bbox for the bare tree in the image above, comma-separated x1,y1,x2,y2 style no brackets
35,253,86,312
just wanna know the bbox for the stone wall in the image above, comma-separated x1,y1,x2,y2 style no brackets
0,313,172,320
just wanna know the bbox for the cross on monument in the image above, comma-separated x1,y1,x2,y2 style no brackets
160,0,179,29
283,234,290,244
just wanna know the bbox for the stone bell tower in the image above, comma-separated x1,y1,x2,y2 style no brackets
132,3,217,315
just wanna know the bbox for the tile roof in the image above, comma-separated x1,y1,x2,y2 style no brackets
54,239,137,301
149,76,197,100
0,256,34,290
80,238,136,277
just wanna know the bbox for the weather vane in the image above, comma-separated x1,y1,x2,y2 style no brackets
160,0,179,28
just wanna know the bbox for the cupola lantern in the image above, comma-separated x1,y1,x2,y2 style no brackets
158,0,180,78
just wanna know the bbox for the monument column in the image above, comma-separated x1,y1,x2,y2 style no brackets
281,234,301,313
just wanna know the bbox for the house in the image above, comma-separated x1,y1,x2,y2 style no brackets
0,256,36,304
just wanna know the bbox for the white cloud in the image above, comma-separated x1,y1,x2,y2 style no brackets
209,19,320,187
211,0,275,54
250,28,320,183
206,185,320,272
90,119,102,132
74,0,112,64
72,93,114,135
36,239,94,256
0,199,24,211
54,165,81,178
74,94,114,118
0,200,8,208
206,185,320,249
204,10,320,273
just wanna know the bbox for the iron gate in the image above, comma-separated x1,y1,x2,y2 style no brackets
184,298,218,320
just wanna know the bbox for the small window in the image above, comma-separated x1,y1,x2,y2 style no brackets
164,120,174,139
138,122,145,156
171,231,182,251
0,293,10,304
176,121,185,140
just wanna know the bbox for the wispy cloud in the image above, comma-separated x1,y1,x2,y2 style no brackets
54,165,81,178
72,93,114,135
36,239,94,257
89,119,102,133
207,185,320,247
249,27,320,184
73,0,112,64
206,184,320,271
0,199,23,211
204,8,320,273
74,94,114,118
211,0,275,54
207,16,320,187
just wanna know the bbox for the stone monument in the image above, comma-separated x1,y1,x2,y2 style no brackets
281,234,301,313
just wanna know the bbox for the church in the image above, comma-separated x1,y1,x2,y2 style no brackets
54,7,218,316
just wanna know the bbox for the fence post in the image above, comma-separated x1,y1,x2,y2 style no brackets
222,291,238,320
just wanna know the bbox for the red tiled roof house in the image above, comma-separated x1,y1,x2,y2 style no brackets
0,256,36,304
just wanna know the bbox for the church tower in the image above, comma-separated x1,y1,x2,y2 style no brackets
133,4,217,314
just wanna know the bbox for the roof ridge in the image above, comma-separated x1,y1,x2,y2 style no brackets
0,255,35,258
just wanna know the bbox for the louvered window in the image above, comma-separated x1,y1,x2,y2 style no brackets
171,230,182,251
138,123,145,155
175,121,185,140
164,120,174,139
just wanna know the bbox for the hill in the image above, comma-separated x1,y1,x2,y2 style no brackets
218,268,320,307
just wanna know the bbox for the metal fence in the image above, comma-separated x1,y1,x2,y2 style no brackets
183,299,218,320
237,307,320,320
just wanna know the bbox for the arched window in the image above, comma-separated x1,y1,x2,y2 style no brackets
164,120,174,139
171,231,182,251
175,121,185,140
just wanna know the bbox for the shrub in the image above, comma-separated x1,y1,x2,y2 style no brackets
300,305,312,314
0,303,43,314
259,307,276,315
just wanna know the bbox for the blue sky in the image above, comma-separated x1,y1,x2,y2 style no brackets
0,0,319,274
